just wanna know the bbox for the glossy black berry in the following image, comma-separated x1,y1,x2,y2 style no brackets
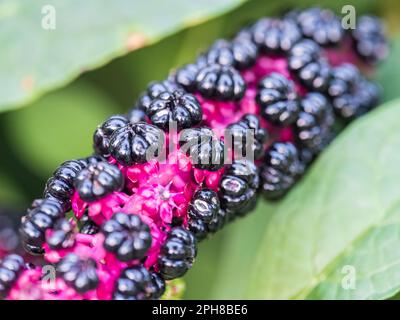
174,63,201,92
291,8,344,46
148,271,166,300
93,115,129,157
257,73,300,126
143,90,202,131
102,213,152,262
226,114,268,160
352,15,389,64
327,63,380,120
294,92,335,155
158,227,197,280
195,64,246,101
219,160,259,215
44,159,87,207
113,265,152,300
57,253,99,293
251,18,302,53
188,189,220,224
288,39,331,92
261,142,304,200
0,254,25,299
46,218,74,250
20,197,67,253
198,37,258,70
136,80,181,112
179,127,224,171
109,122,164,166
74,161,124,202
187,189,220,241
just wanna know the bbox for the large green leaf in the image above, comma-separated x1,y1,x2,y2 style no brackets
244,99,400,299
0,0,245,112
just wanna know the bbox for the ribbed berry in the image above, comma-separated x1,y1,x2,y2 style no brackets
251,18,302,53
147,271,166,300
20,198,68,253
158,227,197,280
102,213,152,262
0,254,25,299
219,160,259,215
327,63,380,120
46,218,74,250
93,115,129,157
256,73,300,126
294,92,335,155
261,142,304,200
140,90,202,131
198,37,258,70
291,8,344,46
57,253,99,293
352,15,389,64
109,122,164,166
136,80,181,112
179,127,225,171
288,39,331,92
44,159,86,207
113,265,152,300
174,63,201,92
226,114,268,160
74,161,124,202
187,189,220,241
195,64,246,101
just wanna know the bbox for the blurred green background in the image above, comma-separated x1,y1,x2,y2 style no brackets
1,0,400,299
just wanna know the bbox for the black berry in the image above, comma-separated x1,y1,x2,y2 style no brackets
126,108,147,124
136,80,181,112
288,39,331,92
257,73,300,126
93,115,129,157
226,114,268,160
327,63,380,120
148,271,166,300
158,227,197,280
251,18,302,53
46,218,75,250
44,159,87,208
352,15,389,64
20,197,68,253
57,253,99,293
179,127,225,171
294,92,335,155
195,64,246,101
261,142,304,200
291,8,344,46
0,254,25,299
109,122,164,166
198,37,258,70
113,265,152,300
79,215,100,235
219,160,259,215
102,213,152,262
74,161,124,202
143,90,202,131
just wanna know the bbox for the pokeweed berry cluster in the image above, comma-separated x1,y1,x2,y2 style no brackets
1,7,388,300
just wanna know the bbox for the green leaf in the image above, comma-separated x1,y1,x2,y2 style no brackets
245,99,400,299
2,80,117,178
0,0,246,112
377,37,400,102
